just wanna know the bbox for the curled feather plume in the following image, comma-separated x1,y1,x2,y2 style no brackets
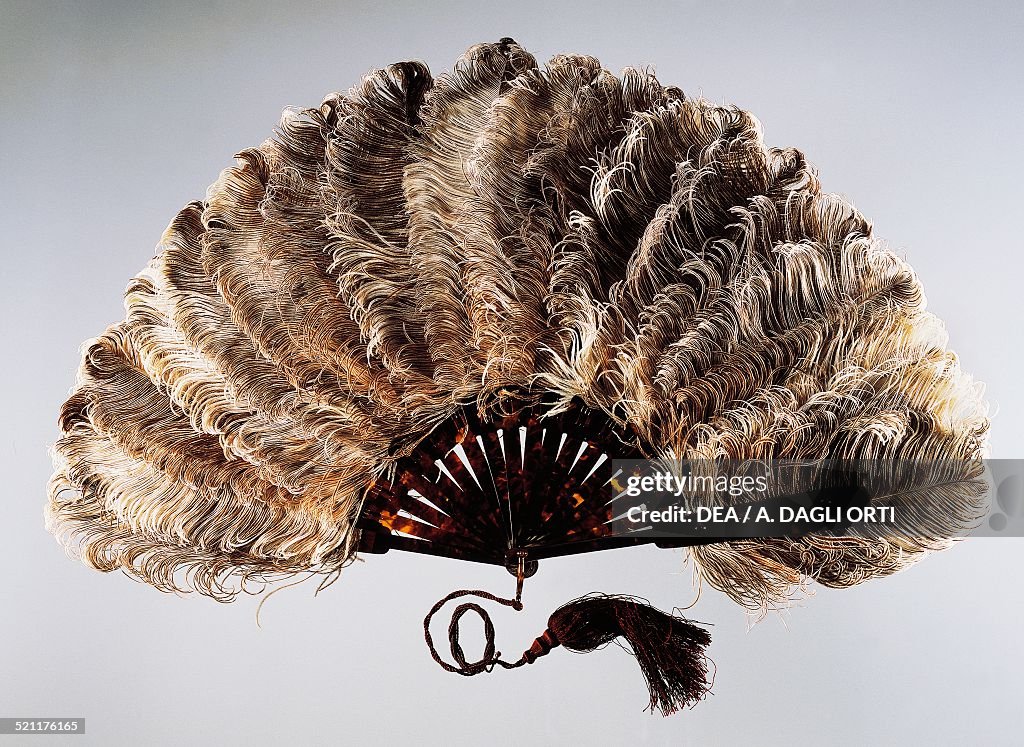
48,39,988,609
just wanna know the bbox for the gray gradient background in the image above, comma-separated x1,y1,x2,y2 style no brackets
2,1,1022,745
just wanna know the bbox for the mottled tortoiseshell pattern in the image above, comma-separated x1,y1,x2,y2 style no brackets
357,402,686,566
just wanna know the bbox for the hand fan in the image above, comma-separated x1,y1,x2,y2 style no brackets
47,39,989,716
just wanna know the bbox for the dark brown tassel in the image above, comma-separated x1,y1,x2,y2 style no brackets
425,589,712,716
534,594,712,716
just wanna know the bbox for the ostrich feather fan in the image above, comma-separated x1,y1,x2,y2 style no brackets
49,39,988,630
